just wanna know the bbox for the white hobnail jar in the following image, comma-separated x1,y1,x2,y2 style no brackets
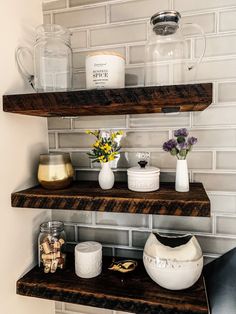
98,162,115,190
127,161,160,192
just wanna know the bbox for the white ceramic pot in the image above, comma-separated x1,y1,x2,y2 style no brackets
143,233,203,290
98,162,114,190
175,159,189,192
127,161,160,192
86,51,125,89
75,241,102,278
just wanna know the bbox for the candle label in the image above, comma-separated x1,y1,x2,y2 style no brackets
86,54,125,89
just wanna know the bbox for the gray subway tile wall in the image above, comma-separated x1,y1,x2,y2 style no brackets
71,30,87,48
54,6,107,28
90,23,147,46
43,0,236,313
43,0,67,11
110,0,168,22
173,0,236,11
218,82,236,103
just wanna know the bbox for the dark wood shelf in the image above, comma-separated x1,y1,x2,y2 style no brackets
3,83,212,117
12,181,210,217
17,254,209,314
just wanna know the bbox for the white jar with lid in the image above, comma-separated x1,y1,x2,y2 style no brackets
127,161,160,192
86,51,125,89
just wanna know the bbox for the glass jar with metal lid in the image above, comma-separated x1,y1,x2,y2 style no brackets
145,10,206,86
38,221,66,273
37,153,74,189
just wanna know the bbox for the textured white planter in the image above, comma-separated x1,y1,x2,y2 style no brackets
75,241,102,278
98,162,114,190
143,233,203,290
175,159,189,192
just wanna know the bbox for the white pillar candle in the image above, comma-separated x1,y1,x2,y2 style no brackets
75,241,102,278
86,51,125,89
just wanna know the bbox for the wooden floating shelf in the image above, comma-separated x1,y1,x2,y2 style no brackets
3,83,212,117
17,254,209,314
12,181,210,217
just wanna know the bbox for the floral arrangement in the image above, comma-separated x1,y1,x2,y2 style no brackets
163,128,197,160
86,130,123,163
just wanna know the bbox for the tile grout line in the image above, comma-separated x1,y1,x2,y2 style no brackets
106,3,110,24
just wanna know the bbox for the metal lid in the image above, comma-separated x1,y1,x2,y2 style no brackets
150,10,181,35
40,221,64,233
127,165,160,175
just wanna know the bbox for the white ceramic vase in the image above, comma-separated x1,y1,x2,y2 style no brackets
98,162,114,190
175,159,189,192
143,233,203,290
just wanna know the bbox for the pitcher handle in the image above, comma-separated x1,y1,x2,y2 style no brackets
182,23,206,71
15,47,35,90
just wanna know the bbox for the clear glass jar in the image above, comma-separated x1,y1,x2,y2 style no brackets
38,153,74,190
145,11,206,86
38,221,66,273
34,24,72,92
16,24,72,92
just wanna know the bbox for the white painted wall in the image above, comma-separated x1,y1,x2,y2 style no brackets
0,1,54,313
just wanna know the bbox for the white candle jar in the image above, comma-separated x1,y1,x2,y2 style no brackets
86,51,125,89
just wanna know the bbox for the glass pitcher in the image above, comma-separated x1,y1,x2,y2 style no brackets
145,11,206,86
16,24,72,92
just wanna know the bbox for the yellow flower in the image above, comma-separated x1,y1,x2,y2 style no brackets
85,130,92,134
117,130,124,135
93,140,100,148
103,143,112,153
111,130,123,140
108,155,115,161
98,155,106,162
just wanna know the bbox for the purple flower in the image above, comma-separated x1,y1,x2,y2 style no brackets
163,139,177,152
178,141,188,149
188,136,198,146
174,128,189,137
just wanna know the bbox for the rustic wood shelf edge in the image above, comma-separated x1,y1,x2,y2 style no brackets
16,254,209,314
11,181,210,217
3,83,212,117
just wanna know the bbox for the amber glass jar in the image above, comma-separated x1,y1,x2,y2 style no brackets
38,221,66,273
38,153,74,189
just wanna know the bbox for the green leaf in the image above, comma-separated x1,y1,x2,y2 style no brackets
179,149,187,157
177,136,185,144
170,148,177,156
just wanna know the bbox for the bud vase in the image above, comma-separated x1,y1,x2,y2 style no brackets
98,162,115,190
175,159,189,192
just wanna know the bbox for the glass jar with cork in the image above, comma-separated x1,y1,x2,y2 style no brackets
38,221,66,273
